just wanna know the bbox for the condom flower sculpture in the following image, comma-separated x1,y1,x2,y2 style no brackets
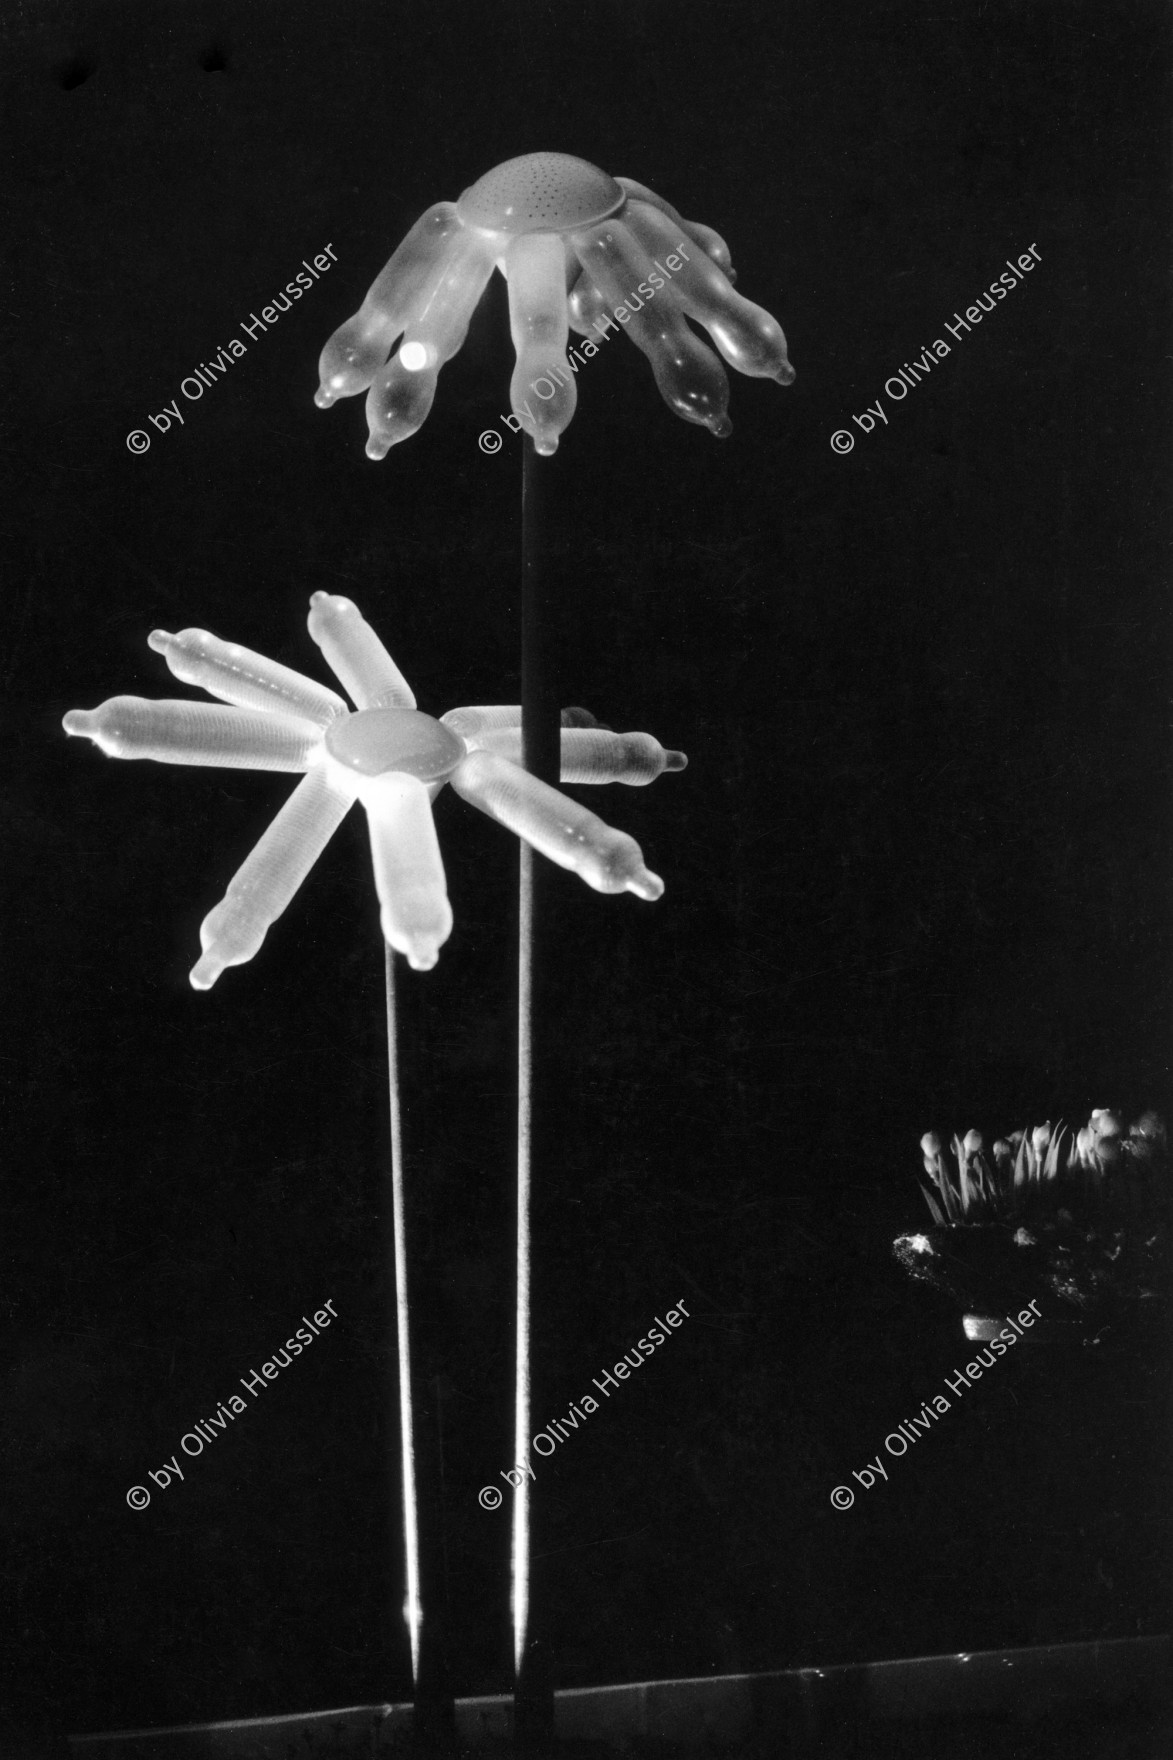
62,593,686,984
315,152,795,457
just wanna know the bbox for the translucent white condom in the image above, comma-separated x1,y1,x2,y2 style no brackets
359,771,453,972
465,724,687,786
451,750,664,900
190,765,358,989
614,197,796,384
315,153,794,455
503,231,576,456
63,597,686,984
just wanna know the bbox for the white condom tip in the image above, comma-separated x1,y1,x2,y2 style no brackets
189,953,223,991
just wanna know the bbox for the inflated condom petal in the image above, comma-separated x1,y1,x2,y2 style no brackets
440,705,523,742
364,358,439,459
364,234,497,457
621,198,793,382
473,727,688,786
62,698,324,771
450,749,664,899
307,592,416,711
567,267,615,337
358,771,453,970
148,628,347,728
190,763,358,990
615,177,735,278
570,218,732,435
505,232,576,454
315,203,463,404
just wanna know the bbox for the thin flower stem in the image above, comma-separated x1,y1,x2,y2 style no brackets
512,841,534,1677
513,433,558,1694
385,942,422,1685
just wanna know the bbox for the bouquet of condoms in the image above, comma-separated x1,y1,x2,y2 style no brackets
892,1110,1169,1332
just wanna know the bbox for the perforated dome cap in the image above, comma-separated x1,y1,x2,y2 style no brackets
457,152,624,235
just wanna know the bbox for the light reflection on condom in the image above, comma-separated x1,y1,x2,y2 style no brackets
315,151,794,457
62,594,686,984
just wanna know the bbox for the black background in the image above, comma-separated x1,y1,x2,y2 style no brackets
2,0,1169,1737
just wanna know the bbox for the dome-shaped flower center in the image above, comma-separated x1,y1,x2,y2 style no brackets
457,152,624,235
325,706,465,780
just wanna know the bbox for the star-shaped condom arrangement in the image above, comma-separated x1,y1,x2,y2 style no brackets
63,594,686,984
315,152,795,457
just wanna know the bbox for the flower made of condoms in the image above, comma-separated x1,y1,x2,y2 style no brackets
315,152,795,457
63,595,685,984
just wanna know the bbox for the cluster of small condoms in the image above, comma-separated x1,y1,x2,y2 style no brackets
916,1110,1165,1227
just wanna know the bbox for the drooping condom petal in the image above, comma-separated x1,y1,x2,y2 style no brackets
615,178,735,278
190,763,358,990
451,750,664,900
62,698,323,771
315,203,463,406
365,233,497,458
504,233,577,456
363,359,439,460
623,199,793,383
307,593,416,710
359,771,453,971
148,628,347,727
614,178,687,231
440,705,522,744
566,267,615,338
473,727,688,786
678,222,736,283
571,219,732,437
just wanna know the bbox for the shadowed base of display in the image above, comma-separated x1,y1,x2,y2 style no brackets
64,1635,1170,1756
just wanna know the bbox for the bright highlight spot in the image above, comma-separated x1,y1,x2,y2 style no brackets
399,341,429,371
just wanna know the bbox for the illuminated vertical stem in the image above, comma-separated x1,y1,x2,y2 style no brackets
513,433,558,1696
512,843,534,1676
385,942,422,1685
